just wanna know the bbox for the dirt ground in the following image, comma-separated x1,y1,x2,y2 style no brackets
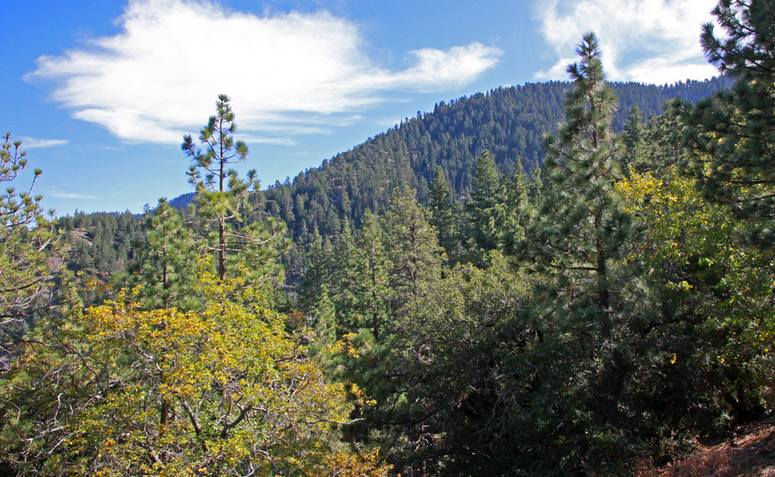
636,421,775,477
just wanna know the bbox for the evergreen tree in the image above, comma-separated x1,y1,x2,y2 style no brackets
352,210,390,338
182,94,247,280
685,0,775,246
466,150,504,255
329,219,360,330
128,199,200,310
428,166,460,259
521,34,635,469
529,163,543,198
529,33,629,339
313,284,337,349
501,159,532,255
639,101,692,174
182,95,289,289
338,192,445,465
382,188,443,313
299,230,332,311
622,105,643,168
0,134,58,349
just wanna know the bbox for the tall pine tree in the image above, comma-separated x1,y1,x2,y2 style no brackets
353,210,390,338
501,159,532,255
528,33,629,340
182,95,288,290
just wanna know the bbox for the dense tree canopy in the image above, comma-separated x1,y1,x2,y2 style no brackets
1,269,356,476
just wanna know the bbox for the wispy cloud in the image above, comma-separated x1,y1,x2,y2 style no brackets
535,0,718,84
48,191,97,200
239,135,296,146
19,137,69,149
29,0,501,144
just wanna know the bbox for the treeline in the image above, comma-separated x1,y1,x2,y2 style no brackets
0,0,773,475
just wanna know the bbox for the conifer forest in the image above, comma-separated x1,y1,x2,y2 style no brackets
1,1,773,475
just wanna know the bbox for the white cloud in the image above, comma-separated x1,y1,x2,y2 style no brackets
30,0,501,144
19,137,69,149
48,191,97,200
535,0,719,84
238,135,296,146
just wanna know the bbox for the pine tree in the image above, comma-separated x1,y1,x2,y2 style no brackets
330,219,360,330
517,34,639,470
622,105,643,169
640,101,691,174
382,188,443,314
299,230,332,311
182,95,288,288
501,159,532,254
353,210,390,338
0,134,58,348
182,95,247,280
685,0,775,246
428,166,460,259
529,163,543,198
313,284,337,348
128,199,200,310
466,150,504,255
528,33,629,340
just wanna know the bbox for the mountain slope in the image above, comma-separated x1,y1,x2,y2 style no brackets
66,78,732,280
263,77,732,241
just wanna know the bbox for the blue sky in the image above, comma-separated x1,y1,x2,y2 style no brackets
2,0,718,215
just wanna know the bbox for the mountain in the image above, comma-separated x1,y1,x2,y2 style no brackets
67,78,732,279
168,192,195,209
261,77,733,242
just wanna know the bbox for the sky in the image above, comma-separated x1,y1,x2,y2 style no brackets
1,0,719,215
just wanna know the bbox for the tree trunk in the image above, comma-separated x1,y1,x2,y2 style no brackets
218,216,226,281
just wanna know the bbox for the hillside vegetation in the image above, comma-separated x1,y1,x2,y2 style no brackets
1,1,773,475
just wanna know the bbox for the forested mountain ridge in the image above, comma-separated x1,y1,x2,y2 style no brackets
59,78,732,280
264,77,733,241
